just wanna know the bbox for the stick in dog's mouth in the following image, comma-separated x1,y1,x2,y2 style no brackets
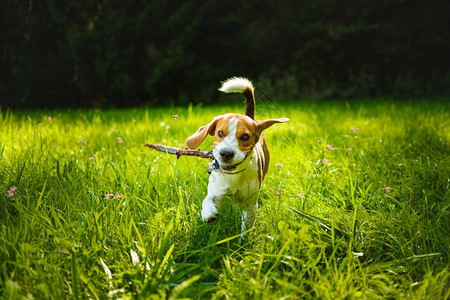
217,153,250,171
219,162,237,171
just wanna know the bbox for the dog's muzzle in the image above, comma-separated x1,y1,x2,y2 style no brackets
208,153,249,174
219,149,235,162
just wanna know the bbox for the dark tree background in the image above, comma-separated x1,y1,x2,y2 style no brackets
1,0,449,108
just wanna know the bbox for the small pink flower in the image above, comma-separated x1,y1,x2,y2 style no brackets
434,163,438,167
322,159,329,165
327,144,335,150
276,163,283,168
7,186,17,197
89,156,94,160
48,116,52,121
426,137,431,140
317,140,322,144
172,114,179,119
347,148,352,151
104,193,115,199
384,187,391,194
59,248,67,254
117,137,123,143
165,125,170,134
351,127,359,132
275,191,281,195
162,139,167,144
298,193,305,199
116,193,124,199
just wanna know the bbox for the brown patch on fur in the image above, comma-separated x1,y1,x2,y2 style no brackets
235,116,259,154
211,116,232,146
185,118,219,149
243,88,255,120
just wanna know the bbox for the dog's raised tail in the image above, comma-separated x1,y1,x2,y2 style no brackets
219,77,255,120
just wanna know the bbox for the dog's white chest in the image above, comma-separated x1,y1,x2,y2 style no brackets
207,152,260,207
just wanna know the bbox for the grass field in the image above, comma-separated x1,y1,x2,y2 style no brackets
0,99,449,299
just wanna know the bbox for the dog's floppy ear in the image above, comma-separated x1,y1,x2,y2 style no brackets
185,118,220,149
256,118,289,133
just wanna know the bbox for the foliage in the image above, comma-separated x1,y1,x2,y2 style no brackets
1,0,450,108
0,100,449,298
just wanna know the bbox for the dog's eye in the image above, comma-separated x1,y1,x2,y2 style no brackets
217,131,225,138
239,133,250,141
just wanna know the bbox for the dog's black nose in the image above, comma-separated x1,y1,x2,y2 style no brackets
219,149,234,161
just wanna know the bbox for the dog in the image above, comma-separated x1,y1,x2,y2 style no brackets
185,77,289,240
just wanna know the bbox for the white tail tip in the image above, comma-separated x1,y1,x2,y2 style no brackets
219,77,254,94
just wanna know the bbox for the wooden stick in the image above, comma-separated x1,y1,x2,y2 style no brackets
144,143,213,159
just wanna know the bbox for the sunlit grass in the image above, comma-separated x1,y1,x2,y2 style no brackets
0,100,448,299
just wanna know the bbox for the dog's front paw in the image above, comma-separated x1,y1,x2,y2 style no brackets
201,202,218,222
205,214,218,223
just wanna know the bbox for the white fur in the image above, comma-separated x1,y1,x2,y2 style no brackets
212,117,246,165
201,146,260,243
219,77,254,94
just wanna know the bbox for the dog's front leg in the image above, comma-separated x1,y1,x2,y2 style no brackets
201,174,228,222
239,202,258,243
201,195,224,222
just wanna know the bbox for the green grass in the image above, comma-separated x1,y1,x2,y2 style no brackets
0,100,449,299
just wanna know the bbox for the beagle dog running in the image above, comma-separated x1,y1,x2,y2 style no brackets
185,77,289,240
